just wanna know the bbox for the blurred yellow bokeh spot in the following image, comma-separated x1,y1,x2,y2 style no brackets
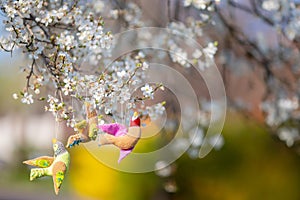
69,146,118,200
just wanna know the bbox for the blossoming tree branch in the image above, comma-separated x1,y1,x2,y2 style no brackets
1,0,166,123
0,0,169,194
2,0,300,195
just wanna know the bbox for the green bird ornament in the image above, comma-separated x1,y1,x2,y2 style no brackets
66,101,98,148
23,139,70,195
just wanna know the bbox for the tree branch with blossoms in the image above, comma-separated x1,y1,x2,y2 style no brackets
0,0,231,196
1,0,166,127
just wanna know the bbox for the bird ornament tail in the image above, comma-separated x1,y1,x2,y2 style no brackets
29,168,48,181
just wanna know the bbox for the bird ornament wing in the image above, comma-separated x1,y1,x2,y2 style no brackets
52,161,67,195
23,156,54,168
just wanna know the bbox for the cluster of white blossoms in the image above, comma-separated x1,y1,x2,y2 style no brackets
259,0,300,41
187,100,224,159
278,127,299,147
168,39,218,69
248,0,300,149
183,0,214,11
2,0,165,126
261,96,300,146
109,2,143,28
145,101,166,120
261,0,280,11
167,17,218,70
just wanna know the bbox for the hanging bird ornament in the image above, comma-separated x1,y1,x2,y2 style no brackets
66,101,98,148
66,101,142,162
23,139,70,195
98,111,141,163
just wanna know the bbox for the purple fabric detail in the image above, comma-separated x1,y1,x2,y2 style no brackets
98,123,127,136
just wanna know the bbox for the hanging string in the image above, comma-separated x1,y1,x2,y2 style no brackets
121,102,124,124
54,113,59,139
71,96,75,120
85,86,89,122
71,96,76,130
85,85,88,101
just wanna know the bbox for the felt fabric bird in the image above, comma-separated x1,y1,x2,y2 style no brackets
23,139,70,195
98,112,141,163
66,101,98,148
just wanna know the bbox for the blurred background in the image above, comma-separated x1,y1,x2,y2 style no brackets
1,0,300,200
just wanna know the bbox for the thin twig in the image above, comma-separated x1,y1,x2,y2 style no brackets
26,59,36,91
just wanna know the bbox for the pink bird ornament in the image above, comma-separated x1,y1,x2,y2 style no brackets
98,112,141,163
